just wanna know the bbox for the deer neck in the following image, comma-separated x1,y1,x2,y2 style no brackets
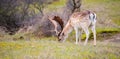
62,20,73,36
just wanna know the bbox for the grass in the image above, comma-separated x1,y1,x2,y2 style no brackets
0,0,120,59
82,0,120,26
67,28,120,41
0,39,120,59
44,0,66,13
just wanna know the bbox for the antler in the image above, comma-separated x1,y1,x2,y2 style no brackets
48,15,64,35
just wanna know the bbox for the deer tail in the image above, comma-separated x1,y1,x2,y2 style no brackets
89,12,97,23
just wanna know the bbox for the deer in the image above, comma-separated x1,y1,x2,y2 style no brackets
57,10,97,46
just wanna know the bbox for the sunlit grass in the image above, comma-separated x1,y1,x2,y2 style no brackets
0,28,120,59
67,28,120,41
0,0,120,59
96,28,120,33
82,0,120,26
44,0,66,12
0,40,120,59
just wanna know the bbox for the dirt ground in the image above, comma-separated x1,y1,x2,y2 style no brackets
105,33,120,43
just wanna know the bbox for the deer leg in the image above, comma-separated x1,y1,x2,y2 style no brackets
83,28,90,46
74,28,79,44
79,29,83,44
91,25,96,46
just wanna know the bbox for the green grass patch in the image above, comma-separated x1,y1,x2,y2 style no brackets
45,0,66,11
96,28,120,34
1,0,120,58
96,28,120,40
67,28,120,41
85,0,120,26
113,19,120,26
0,40,120,59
